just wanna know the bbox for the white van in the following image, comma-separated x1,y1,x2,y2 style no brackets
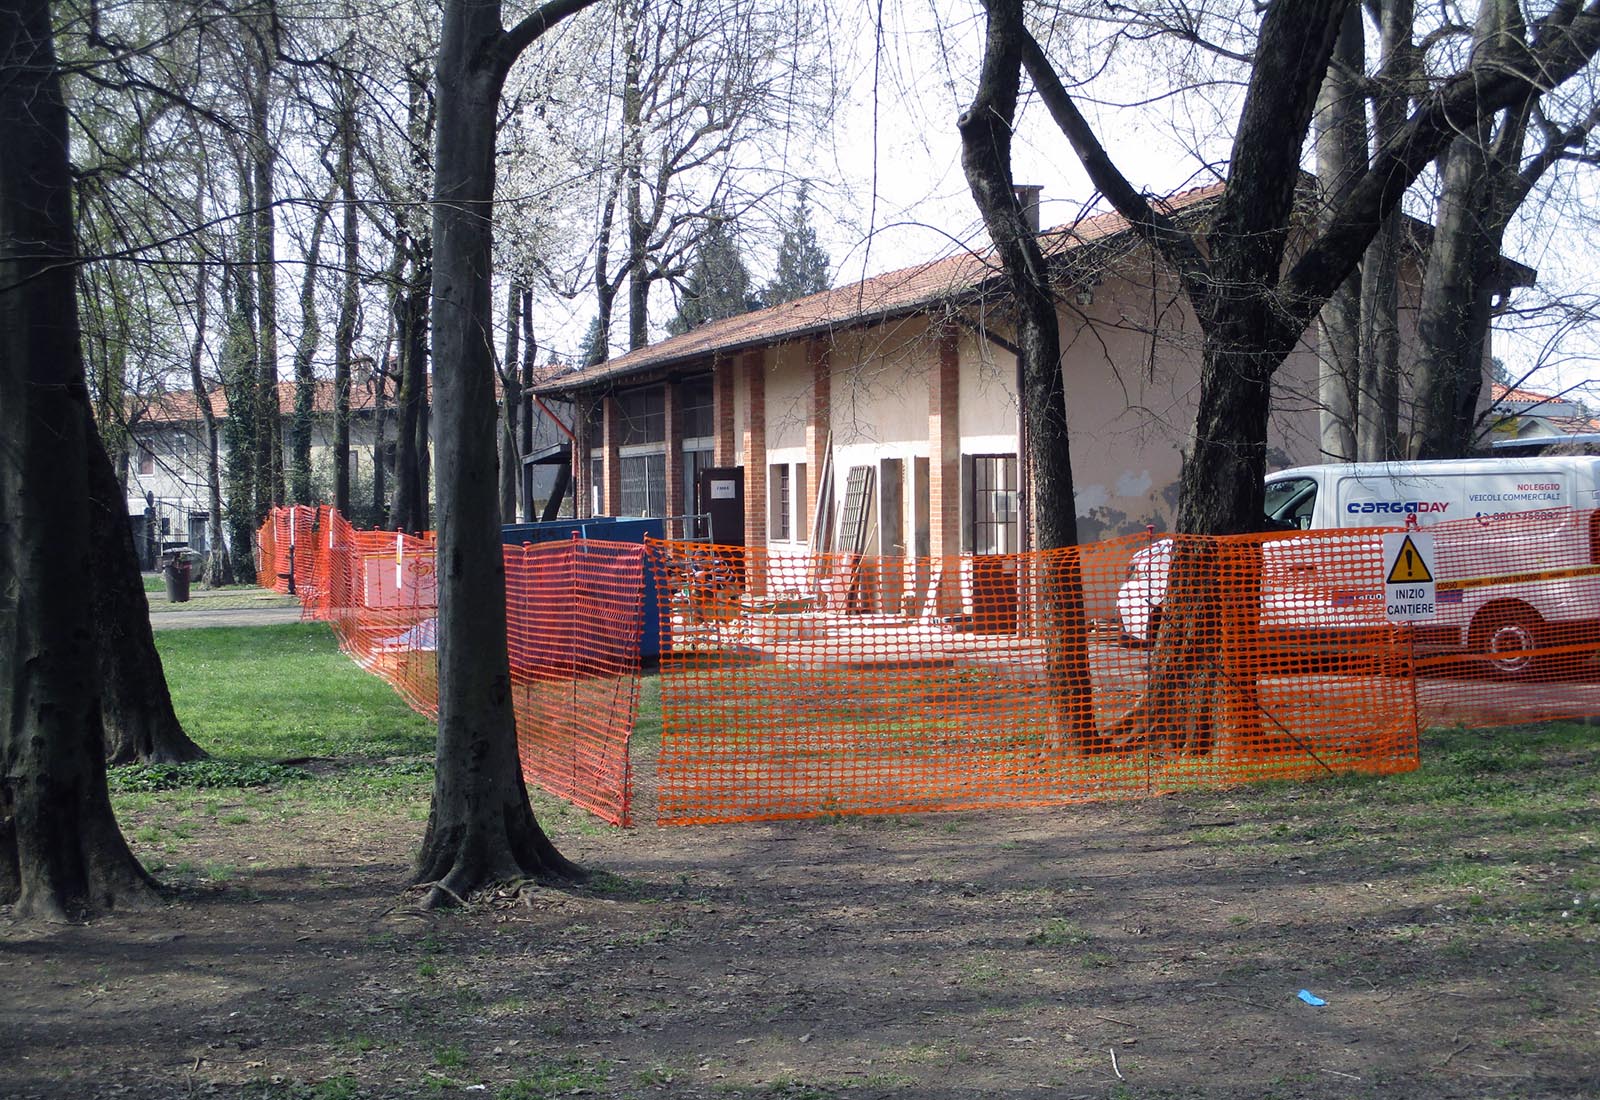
1117,456,1600,675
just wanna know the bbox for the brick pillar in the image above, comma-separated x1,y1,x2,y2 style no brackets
664,379,684,535
742,351,766,552
714,353,737,466
741,351,767,597
602,394,621,516
804,339,830,547
929,330,961,611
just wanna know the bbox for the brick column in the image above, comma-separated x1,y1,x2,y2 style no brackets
742,350,766,553
929,330,961,611
714,353,737,466
735,350,765,598
664,379,684,534
602,394,621,516
804,339,830,547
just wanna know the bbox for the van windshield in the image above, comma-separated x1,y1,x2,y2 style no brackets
1265,477,1317,529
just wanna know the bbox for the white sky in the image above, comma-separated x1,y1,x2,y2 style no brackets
507,0,1596,411
768,1,1599,411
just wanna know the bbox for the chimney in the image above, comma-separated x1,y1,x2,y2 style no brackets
1013,184,1042,235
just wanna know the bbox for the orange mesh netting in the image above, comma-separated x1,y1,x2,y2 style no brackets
258,508,644,825
504,539,645,825
1415,508,1600,727
258,505,1600,829
646,512,1600,825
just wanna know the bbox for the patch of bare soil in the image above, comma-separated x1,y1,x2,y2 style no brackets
4,779,1598,1100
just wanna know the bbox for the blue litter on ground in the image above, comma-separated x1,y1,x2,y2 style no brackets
1297,989,1327,1006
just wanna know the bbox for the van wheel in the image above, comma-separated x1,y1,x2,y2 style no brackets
1470,603,1544,678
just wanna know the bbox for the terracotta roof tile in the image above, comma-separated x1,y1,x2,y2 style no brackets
136,379,397,425
534,182,1228,395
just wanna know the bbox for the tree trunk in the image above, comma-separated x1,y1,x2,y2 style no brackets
371,362,388,527
333,79,359,517
1410,0,1531,459
190,265,234,588
221,170,259,585
1409,139,1499,458
87,410,207,766
623,4,649,351
499,282,522,524
0,0,160,918
389,270,430,534
585,172,622,367
1312,5,1364,462
416,0,596,907
291,198,332,505
958,0,1096,752
249,32,282,521
1358,215,1403,460
1357,0,1415,461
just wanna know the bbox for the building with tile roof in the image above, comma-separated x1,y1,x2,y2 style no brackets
530,181,1533,616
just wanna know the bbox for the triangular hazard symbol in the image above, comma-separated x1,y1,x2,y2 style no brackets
1386,534,1434,584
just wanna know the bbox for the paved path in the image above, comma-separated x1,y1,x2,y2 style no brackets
146,583,305,631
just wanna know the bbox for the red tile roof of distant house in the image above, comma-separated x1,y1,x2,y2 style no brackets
1488,381,1600,433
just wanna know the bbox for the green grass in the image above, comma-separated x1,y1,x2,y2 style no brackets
154,623,436,762
496,1057,610,1099
1184,719,1600,940
105,623,441,821
142,573,165,593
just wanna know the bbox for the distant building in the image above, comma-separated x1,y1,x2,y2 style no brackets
126,373,397,564
1485,381,1600,451
533,182,1529,579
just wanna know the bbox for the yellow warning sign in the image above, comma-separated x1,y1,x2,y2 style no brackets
1386,534,1434,584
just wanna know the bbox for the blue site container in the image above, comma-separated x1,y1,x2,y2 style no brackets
500,516,665,660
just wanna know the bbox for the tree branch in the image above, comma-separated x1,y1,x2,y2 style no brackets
1016,28,1212,308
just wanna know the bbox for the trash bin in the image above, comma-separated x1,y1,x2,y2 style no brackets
162,552,192,603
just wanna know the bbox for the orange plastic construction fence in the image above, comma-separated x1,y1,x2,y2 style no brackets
646,509,1600,825
259,507,644,825
259,505,1600,828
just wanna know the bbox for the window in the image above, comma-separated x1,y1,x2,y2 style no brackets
619,453,666,517
616,387,665,446
967,454,1019,555
138,447,155,476
683,447,715,537
590,456,604,515
1264,476,1317,530
769,463,792,540
680,377,715,440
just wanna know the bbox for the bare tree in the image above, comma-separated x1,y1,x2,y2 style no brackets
1,0,161,919
571,0,834,360
958,12,1097,750
962,0,1600,750
415,0,600,907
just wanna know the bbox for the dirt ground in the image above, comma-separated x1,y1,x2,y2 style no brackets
4,745,1599,1100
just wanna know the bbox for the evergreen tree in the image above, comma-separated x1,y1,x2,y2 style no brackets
579,313,607,365
668,212,754,335
764,183,830,306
